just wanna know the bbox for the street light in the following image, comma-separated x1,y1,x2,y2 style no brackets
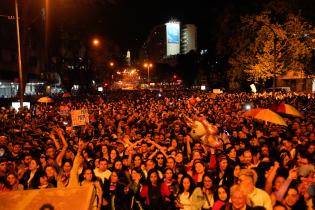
109,62,114,67
144,63,153,83
92,38,100,46
15,0,23,108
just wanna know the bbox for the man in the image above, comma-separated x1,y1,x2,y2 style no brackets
238,169,272,210
241,149,253,168
0,158,7,186
94,158,111,184
7,142,22,162
221,184,251,210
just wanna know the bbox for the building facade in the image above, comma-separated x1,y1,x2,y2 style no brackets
181,24,197,54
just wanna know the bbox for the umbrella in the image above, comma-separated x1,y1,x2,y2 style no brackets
276,104,302,117
37,97,54,103
62,92,71,98
243,108,287,126
242,108,265,117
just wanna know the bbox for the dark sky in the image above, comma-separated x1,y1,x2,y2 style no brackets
1,0,314,58
77,0,230,57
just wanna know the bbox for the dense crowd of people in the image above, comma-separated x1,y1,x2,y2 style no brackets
0,90,314,210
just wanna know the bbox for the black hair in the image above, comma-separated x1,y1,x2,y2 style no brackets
214,185,230,202
178,174,195,198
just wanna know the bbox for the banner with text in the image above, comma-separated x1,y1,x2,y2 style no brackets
71,109,89,126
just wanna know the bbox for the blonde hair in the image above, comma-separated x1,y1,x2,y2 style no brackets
239,168,258,184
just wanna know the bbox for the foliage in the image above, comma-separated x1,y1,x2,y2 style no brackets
228,12,314,87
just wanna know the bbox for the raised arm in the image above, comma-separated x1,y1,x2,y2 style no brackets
55,127,69,167
67,140,84,188
265,162,280,194
185,135,192,159
275,167,297,201
49,131,61,150
146,139,168,158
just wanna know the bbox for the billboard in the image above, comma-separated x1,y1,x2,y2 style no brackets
166,21,180,56
166,22,180,43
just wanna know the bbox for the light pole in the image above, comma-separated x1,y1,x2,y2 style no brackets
15,0,23,107
144,63,153,83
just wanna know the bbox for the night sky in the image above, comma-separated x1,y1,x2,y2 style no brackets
83,0,314,57
68,0,233,57
1,0,314,58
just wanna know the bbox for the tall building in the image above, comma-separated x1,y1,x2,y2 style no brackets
139,22,197,64
166,21,181,56
139,24,166,63
181,24,197,54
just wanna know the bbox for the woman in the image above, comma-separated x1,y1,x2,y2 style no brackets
103,170,131,210
140,169,171,210
38,171,55,189
20,158,42,190
212,185,229,210
39,153,47,169
1,172,24,191
58,159,73,187
163,168,178,210
283,187,307,210
226,146,239,169
128,168,145,210
80,168,103,210
109,149,119,169
100,145,109,161
176,174,204,210
155,152,166,172
214,155,233,188
175,152,186,174
133,154,143,170
44,164,58,187
200,173,215,210
188,160,206,187
113,159,129,184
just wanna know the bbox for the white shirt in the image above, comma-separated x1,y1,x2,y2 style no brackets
248,188,272,210
94,168,111,183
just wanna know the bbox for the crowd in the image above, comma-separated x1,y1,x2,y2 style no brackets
0,90,314,210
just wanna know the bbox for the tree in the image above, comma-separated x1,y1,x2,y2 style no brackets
228,12,314,89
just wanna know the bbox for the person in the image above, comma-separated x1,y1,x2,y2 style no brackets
201,173,215,210
139,169,171,210
282,187,307,210
163,168,177,210
58,159,72,187
188,160,207,187
80,168,103,210
214,155,233,188
273,204,287,210
102,170,130,210
38,171,55,189
176,174,204,210
94,158,111,184
128,168,145,210
221,184,251,210
1,172,24,191
20,158,42,190
238,169,272,210
213,185,229,210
